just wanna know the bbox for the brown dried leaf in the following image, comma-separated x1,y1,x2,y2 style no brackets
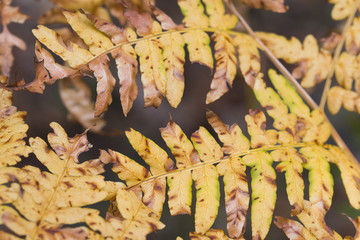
217,157,249,238
88,55,116,117
0,0,29,76
206,110,250,154
274,216,317,240
206,32,237,104
151,5,184,30
297,200,342,240
239,0,288,12
59,77,106,133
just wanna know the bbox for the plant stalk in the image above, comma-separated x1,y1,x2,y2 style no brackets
225,0,360,166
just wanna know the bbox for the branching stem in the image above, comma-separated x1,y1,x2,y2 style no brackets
225,0,360,167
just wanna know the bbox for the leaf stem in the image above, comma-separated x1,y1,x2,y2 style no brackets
224,0,360,167
319,0,360,109
127,142,310,190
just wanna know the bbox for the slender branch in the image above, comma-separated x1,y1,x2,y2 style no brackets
225,0,360,167
319,0,360,109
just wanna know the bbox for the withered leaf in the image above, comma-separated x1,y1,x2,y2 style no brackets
0,0,29,76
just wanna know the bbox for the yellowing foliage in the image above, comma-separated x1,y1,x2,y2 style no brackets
0,85,31,166
2,1,360,239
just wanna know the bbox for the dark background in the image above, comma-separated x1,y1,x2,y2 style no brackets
7,0,360,239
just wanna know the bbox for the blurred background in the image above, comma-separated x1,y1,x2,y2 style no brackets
7,0,360,238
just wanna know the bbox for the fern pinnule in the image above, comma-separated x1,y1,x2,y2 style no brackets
0,0,29,77
0,83,32,166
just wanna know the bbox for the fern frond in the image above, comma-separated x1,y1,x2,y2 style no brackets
0,79,32,166
0,122,125,239
95,69,360,239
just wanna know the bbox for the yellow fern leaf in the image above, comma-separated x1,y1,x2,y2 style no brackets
159,32,186,108
257,32,332,88
245,110,278,148
190,228,244,240
135,23,167,108
84,187,165,239
160,120,199,215
327,145,360,209
0,122,120,239
191,127,222,233
300,146,334,211
0,87,32,166
335,52,360,92
272,148,305,215
329,0,358,20
242,151,277,240
202,0,238,29
328,86,360,114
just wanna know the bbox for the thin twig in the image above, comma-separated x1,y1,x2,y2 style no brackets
319,0,360,109
225,0,360,167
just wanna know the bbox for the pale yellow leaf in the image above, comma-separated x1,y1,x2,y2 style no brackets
191,126,223,162
202,0,238,29
327,145,360,209
193,165,220,234
183,30,214,70
252,73,297,135
160,120,197,215
126,128,175,174
159,32,186,108
141,178,166,216
329,0,358,20
33,25,93,68
178,0,209,27
301,146,334,211
328,86,360,114
242,151,276,240
99,149,150,187
135,38,166,108
63,10,113,56
272,148,305,215
167,171,192,215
